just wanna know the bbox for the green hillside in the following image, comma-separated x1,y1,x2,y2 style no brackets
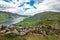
0,13,9,23
0,11,20,23
15,12,60,26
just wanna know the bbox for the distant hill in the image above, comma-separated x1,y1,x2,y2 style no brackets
0,11,29,17
15,11,60,26
0,11,24,23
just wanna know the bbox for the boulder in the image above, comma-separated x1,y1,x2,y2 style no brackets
12,29,19,35
0,30,6,34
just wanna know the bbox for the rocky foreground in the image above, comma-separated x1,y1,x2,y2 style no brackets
0,25,60,36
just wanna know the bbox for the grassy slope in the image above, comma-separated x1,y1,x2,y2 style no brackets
0,34,58,40
15,12,60,26
0,11,20,23
0,13,9,23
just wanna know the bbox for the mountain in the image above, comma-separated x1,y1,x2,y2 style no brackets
15,11,60,26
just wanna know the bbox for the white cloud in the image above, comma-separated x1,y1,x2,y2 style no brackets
0,0,60,15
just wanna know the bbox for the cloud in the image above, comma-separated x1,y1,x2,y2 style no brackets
0,0,23,13
0,0,60,15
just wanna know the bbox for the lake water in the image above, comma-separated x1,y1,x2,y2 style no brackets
2,17,25,26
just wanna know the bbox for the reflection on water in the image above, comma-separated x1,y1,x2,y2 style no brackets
2,17,25,26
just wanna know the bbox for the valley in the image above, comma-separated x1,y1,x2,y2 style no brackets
0,11,60,40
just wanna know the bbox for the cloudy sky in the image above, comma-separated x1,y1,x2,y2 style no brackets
0,0,60,15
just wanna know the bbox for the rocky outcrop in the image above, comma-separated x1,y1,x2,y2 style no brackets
0,25,60,36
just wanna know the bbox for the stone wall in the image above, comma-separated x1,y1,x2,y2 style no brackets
0,25,60,36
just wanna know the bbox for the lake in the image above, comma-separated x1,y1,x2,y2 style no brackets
2,17,25,26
